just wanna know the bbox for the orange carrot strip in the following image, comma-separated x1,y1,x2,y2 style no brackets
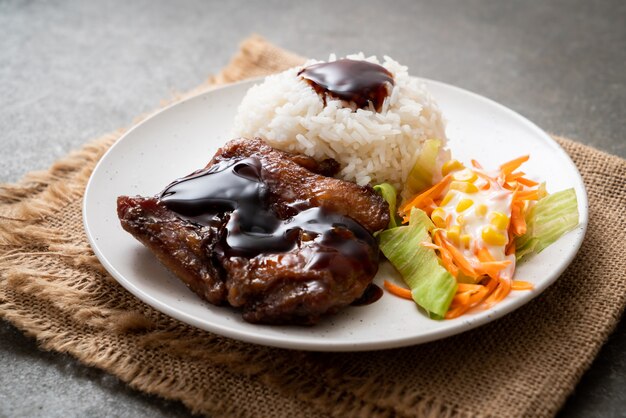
439,232,479,278
457,283,482,292
482,275,499,294
383,280,413,300
510,200,527,236
500,155,529,176
475,246,494,262
445,304,471,319
433,231,459,277
515,189,540,200
446,286,490,318
505,235,516,256
451,291,471,308
516,177,539,187
471,159,483,169
512,280,533,290
466,286,489,307
502,182,516,191
478,261,512,279
423,197,438,215
506,171,526,181
400,174,452,217
475,247,507,278
480,260,512,269
485,277,512,306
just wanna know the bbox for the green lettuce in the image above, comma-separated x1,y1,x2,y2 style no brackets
515,188,579,261
378,208,457,318
401,139,446,199
373,183,401,228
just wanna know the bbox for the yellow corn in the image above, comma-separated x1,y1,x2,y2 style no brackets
475,204,488,217
440,191,456,206
453,169,478,183
481,226,507,246
456,198,474,213
442,159,464,176
461,234,472,248
431,208,446,228
490,211,509,230
447,225,461,245
449,181,479,194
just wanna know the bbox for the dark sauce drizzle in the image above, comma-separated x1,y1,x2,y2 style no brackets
298,59,394,112
159,157,378,280
350,283,383,306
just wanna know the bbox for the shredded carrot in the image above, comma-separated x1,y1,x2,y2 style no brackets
516,176,539,187
394,155,541,320
399,174,452,218
506,171,526,181
515,189,540,200
423,197,438,215
446,286,490,318
445,304,471,319
471,159,483,169
433,231,459,277
478,261,512,279
512,280,533,290
505,235,516,256
500,155,529,176
484,278,511,306
475,246,494,262
456,283,482,292
383,280,413,300
438,232,478,278
451,291,471,307
510,200,527,236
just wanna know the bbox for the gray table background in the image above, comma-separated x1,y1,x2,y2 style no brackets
1,0,625,417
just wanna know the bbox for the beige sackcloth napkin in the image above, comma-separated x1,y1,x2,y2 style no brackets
1,35,625,418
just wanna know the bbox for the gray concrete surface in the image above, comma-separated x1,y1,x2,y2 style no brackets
1,0,625,416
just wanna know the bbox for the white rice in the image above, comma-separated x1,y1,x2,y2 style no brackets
233,53,447,191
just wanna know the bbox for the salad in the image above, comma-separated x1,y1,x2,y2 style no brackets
375,153,579,319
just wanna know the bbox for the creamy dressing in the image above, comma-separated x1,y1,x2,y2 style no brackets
436,168,516,280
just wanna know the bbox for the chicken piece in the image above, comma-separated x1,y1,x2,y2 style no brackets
117,138,389,324
208,138,388,232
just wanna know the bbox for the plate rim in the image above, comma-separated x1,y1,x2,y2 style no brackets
83,77,588,351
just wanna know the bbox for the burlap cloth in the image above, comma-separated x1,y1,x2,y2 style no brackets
1,35,625,418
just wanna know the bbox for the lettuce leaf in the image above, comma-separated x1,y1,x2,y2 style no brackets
401,139,449,200
378,208,457,318
515,188,579,261
373,183,401,228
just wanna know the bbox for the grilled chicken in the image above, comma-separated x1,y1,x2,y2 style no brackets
117,138,389,324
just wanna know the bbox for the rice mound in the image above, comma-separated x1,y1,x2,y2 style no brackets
233,54,447,190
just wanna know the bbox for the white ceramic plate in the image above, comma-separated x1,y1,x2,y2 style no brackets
83,78,588,351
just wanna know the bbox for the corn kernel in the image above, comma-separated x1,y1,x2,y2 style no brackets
442,159,464,176
449,181,479,194
475,204,488,217
481,226,507,246
452,169,478,183
456,214,465,225
461,234,472,248
440,191,456,206
456,198,474,213
490,211,509,230
431,208,446,228
447,225,461,245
